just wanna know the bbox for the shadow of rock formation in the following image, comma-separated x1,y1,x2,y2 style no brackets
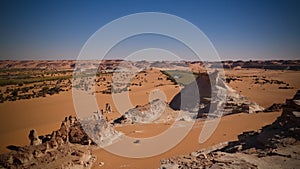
169,71,264,118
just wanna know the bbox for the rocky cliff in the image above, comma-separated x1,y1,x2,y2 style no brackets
169,71,264,118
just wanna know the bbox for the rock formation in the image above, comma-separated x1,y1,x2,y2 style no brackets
169,71,264,118
105,103,111,113
160,90,300,169
28,129,42,146
0,113,121,168
113,99,171,124
263,103,283,112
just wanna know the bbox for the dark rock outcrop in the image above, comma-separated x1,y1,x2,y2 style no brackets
28,129,42,146
264,103,284,112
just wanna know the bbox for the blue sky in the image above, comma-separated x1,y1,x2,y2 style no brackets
0,0,299,61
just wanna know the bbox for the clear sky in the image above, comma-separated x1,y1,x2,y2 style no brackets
0,0,299,61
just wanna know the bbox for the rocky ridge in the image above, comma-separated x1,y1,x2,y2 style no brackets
160,90,300,169
112,99,183,125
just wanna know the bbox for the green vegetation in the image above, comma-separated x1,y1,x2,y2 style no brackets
0,68,76,102
39,86,62,96
0,68,73,74
161,70,198,86
0,75,72,86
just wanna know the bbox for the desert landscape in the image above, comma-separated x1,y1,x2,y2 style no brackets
0,60,299,169
1,0,299,168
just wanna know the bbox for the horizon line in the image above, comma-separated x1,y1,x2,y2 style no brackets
0,59,299,62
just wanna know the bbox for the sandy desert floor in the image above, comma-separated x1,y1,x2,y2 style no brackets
93,112,281,169
226,69,300,108
0,67,299,169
